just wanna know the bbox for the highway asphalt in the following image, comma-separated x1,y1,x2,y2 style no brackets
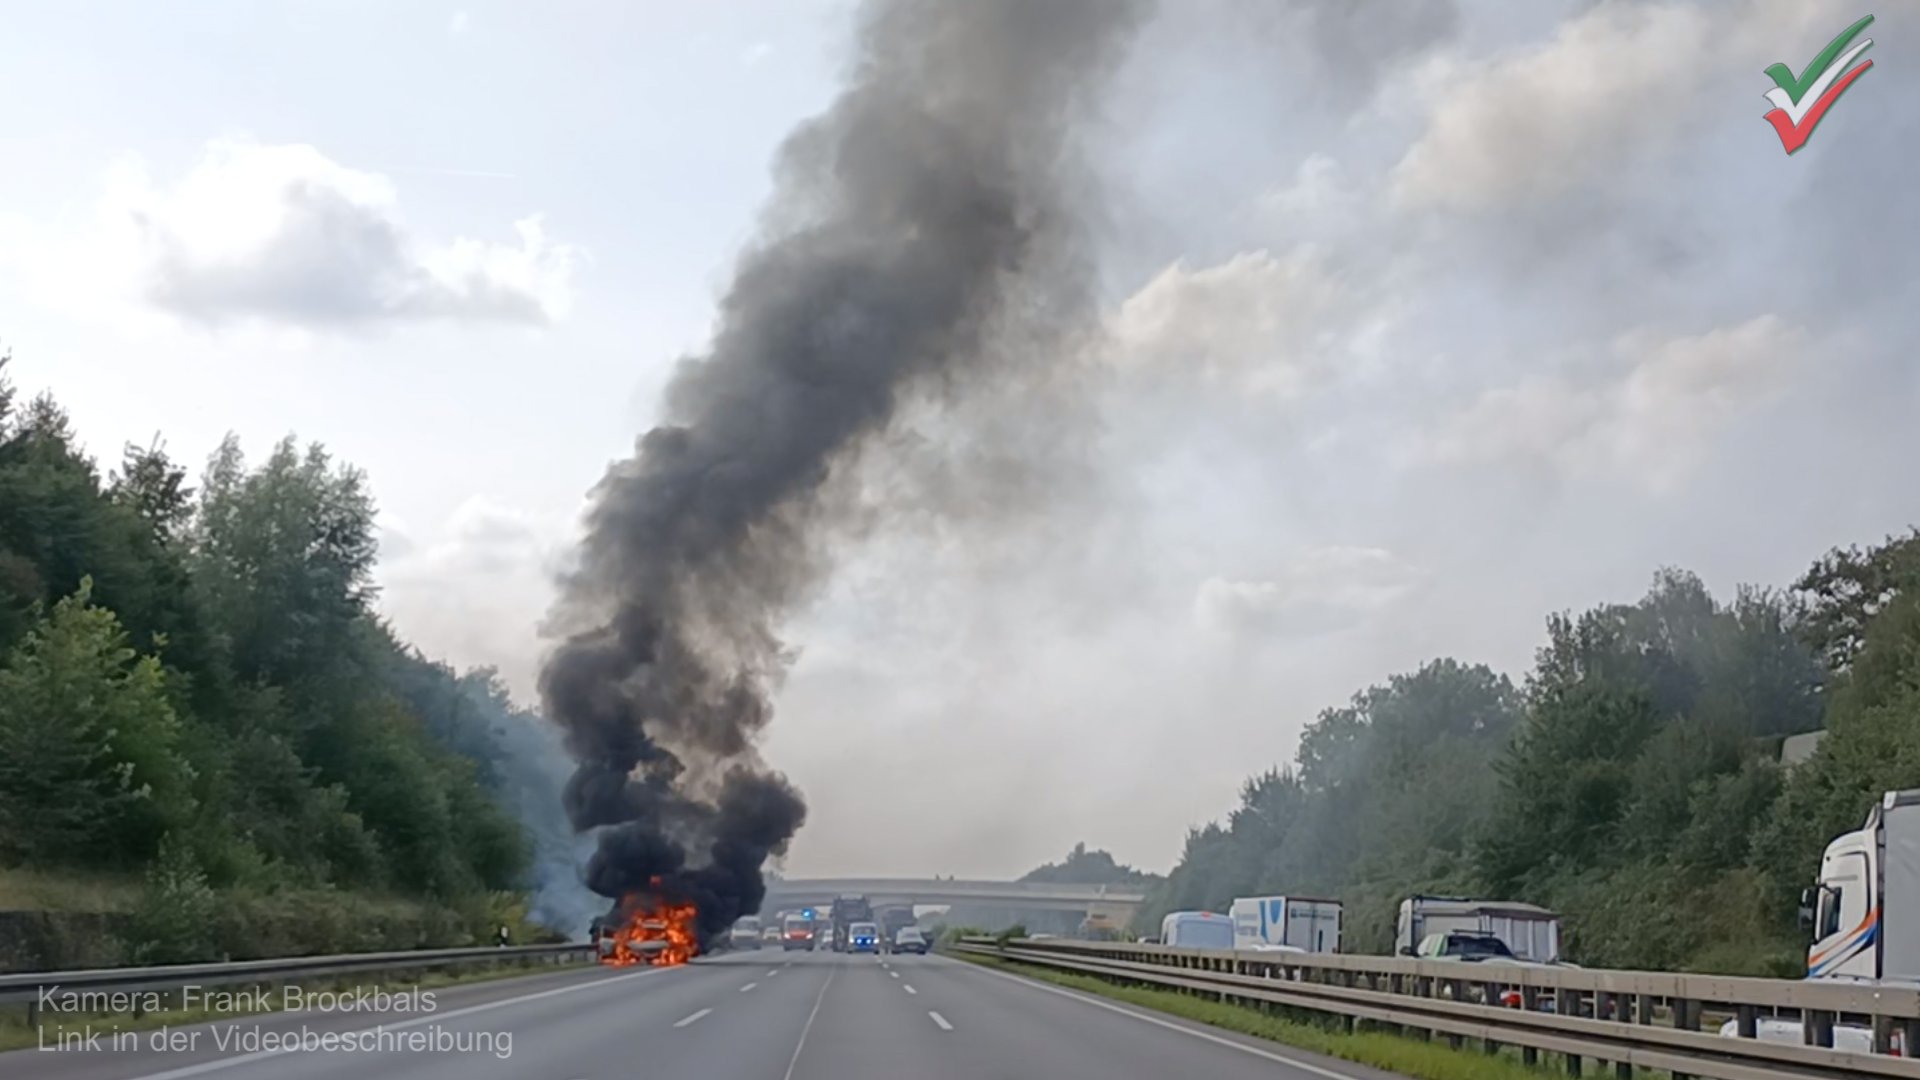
3,949,1407,1080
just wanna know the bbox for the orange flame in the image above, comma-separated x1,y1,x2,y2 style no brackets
599,885,699,967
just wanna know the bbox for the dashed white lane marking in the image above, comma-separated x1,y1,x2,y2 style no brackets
675,1007,713,1028
963,962,1363,1080
928,1010,954,1031
767,968,780,977
741,982,759,992
889,970,900,979
903,985,918,995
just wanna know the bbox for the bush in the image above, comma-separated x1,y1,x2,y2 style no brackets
127,837,219,964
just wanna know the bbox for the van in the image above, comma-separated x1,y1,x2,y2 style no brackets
1158,910,1234,950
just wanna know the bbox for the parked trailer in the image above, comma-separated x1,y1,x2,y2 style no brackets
1394,895,1561,963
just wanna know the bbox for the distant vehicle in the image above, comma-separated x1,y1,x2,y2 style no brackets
729,916,762,951
1027,933,1058,940
891,927,928,955
848,921,880,953
1229,896,1342,953
782,914,817,952
879,906,917,944
1413,931,1556,1010
1416,931,1518,962
1159,911,1235,950
831,895,875,952
1395,896,1562,964
762,925,782,944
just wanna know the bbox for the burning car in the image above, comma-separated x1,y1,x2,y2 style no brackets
596,887,701,967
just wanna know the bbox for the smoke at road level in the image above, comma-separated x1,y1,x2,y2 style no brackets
539,0,1148,942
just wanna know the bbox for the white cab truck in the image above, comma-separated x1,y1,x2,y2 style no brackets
1159,910,1236,950
1723,788,1920,1054
1395,896,1562,964
1229,896,1342,953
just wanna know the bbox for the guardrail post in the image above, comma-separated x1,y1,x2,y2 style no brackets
1735,1003,1757,1038
1802,1008,1835,1048
1669,997,1698,1080
1872,1013,1895,1055
1520,986,1540,1066
1901,1016,1920,1057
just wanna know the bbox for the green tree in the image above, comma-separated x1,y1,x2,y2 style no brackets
191,435,377,689
0,580,195,865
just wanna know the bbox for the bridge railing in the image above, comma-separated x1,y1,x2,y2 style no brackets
953,936,1920,1080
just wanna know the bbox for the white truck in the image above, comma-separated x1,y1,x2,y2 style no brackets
1724,788,1920,1054
1395,895,1563,964
1229,896,1342,953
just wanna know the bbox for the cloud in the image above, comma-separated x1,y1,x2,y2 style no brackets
1389,2,1716,213
1419,314,1808,491
117,140,578,329
1107,250,1347,397
377,496,569,698
1194,546,1422,637
1257,153,1361,227
450,11,471,35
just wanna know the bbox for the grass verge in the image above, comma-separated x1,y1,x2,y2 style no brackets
0,869,141,913
955,952,1611,1080
0,956,596,1052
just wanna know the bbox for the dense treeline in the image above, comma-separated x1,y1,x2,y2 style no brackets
1145,544,1920,976
0,359,563,960
1021,842,1161,888
940,844,1163,936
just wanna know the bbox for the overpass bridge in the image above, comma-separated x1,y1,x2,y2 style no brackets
761,877,1147,923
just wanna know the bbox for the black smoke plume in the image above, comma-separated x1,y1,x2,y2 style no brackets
540,0,1147,945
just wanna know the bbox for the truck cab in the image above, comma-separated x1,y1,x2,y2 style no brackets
1805,789,1919,983
1723,790,1919,1054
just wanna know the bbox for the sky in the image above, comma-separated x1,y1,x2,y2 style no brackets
3,0,1915,881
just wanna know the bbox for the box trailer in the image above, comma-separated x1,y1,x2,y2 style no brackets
1229,896,1342,953
1395,895,1561,963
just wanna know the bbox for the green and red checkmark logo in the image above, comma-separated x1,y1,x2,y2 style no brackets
1764,14,1876,154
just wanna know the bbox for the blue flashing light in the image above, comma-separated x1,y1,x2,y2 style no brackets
803,908,815,918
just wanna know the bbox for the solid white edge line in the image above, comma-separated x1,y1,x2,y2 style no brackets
927,1010,953,1031
961,960,1363,1080
781,966,836,1080
674,1007,713,1028
128,966,669,1080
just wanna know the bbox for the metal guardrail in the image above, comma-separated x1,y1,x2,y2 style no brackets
956,937,1920,1080
0,943,594,1015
